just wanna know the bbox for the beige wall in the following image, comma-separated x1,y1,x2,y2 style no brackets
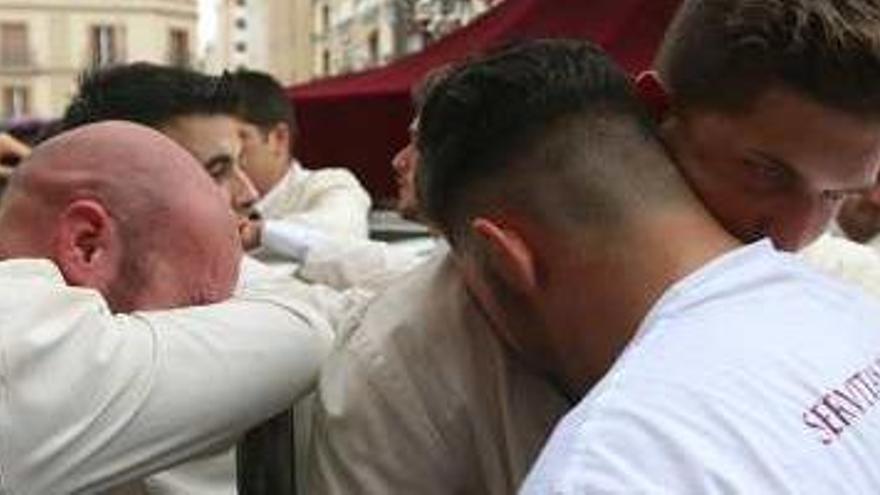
268,0,312,83
207,0,313,85
313,0,497,79
0,0,197,120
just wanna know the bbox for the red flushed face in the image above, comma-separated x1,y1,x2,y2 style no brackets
664,87,880,251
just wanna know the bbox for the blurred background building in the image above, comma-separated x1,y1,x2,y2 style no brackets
0,0,197,120
204,0,313,83
0,0,499,122
312,0,499,78
204,0,500,83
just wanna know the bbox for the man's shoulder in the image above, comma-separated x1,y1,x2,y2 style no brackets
299,165,368,195
799,233,880,298
0,258,106,314
343,252,481,351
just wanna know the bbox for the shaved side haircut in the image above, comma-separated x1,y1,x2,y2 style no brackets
417,39,695,243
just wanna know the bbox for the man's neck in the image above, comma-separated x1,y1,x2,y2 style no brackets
259,156,294,198
551,210,740,398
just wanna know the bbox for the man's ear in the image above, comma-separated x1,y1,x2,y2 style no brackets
471,216,538,294
53,199,119,290
634,71,670,123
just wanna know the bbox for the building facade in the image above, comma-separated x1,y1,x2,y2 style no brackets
0,0,197,121
312,0,499,78
206,0,313,84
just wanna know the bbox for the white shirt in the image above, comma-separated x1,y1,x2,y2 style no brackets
799,233,880,298
256,160,371,242
0,258,337,494
522,241,880,494
255,219,438,292
308,251,571,495
139,255,370,495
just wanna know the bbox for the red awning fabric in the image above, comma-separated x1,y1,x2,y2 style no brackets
290,0,682,201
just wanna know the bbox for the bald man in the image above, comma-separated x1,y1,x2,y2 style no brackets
0,121,336,493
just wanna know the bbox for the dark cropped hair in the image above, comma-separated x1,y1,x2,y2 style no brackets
231,69,298,145
58,63,239,133
657,0,880,118
417,39,677,240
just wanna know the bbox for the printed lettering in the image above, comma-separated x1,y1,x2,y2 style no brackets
804,356,880,445
834,389,867,414
810,403,844,438
804,410,836,445
847,372,880,404
866,366,880,391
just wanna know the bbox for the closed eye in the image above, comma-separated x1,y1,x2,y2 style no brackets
203,155,234,181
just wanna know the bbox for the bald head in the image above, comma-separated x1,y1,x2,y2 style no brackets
0,121,242,312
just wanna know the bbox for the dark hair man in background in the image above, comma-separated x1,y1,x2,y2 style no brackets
58,63,260,228
232,70,371,265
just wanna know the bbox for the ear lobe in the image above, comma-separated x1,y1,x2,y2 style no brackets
54,199,118,289
471,217,538,293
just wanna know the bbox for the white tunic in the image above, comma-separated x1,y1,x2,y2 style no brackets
308,251,571,495
799,233,880,298
256,160,371,242
0,258,335,494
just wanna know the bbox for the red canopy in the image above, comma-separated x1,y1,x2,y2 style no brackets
290,0,682,201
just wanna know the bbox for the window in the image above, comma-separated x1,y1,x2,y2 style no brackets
90,25,122,67
168,28,190,67
321,5,331,33
0,23,29,67
2,85,30,120
322,49,330,75
235,41,247,53
367,30,379,66
235,17,247,29
236,0,246,6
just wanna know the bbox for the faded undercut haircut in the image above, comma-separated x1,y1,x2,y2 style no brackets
416,39,691,243
56,63,239,134
656,0,880,117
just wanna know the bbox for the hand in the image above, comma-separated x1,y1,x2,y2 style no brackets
0,133,30,166
239,217,263,251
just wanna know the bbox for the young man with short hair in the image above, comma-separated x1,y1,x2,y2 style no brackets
232,69,371,258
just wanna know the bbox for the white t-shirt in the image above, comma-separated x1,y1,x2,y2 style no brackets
522,240,880,494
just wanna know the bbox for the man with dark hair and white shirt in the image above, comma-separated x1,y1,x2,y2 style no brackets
233,69,372,265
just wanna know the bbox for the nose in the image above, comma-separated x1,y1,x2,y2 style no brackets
392,144,414,174
768,192,838,251
230,166,260,214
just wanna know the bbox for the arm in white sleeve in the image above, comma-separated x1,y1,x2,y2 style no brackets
261,220,331,263
0,280,334,494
